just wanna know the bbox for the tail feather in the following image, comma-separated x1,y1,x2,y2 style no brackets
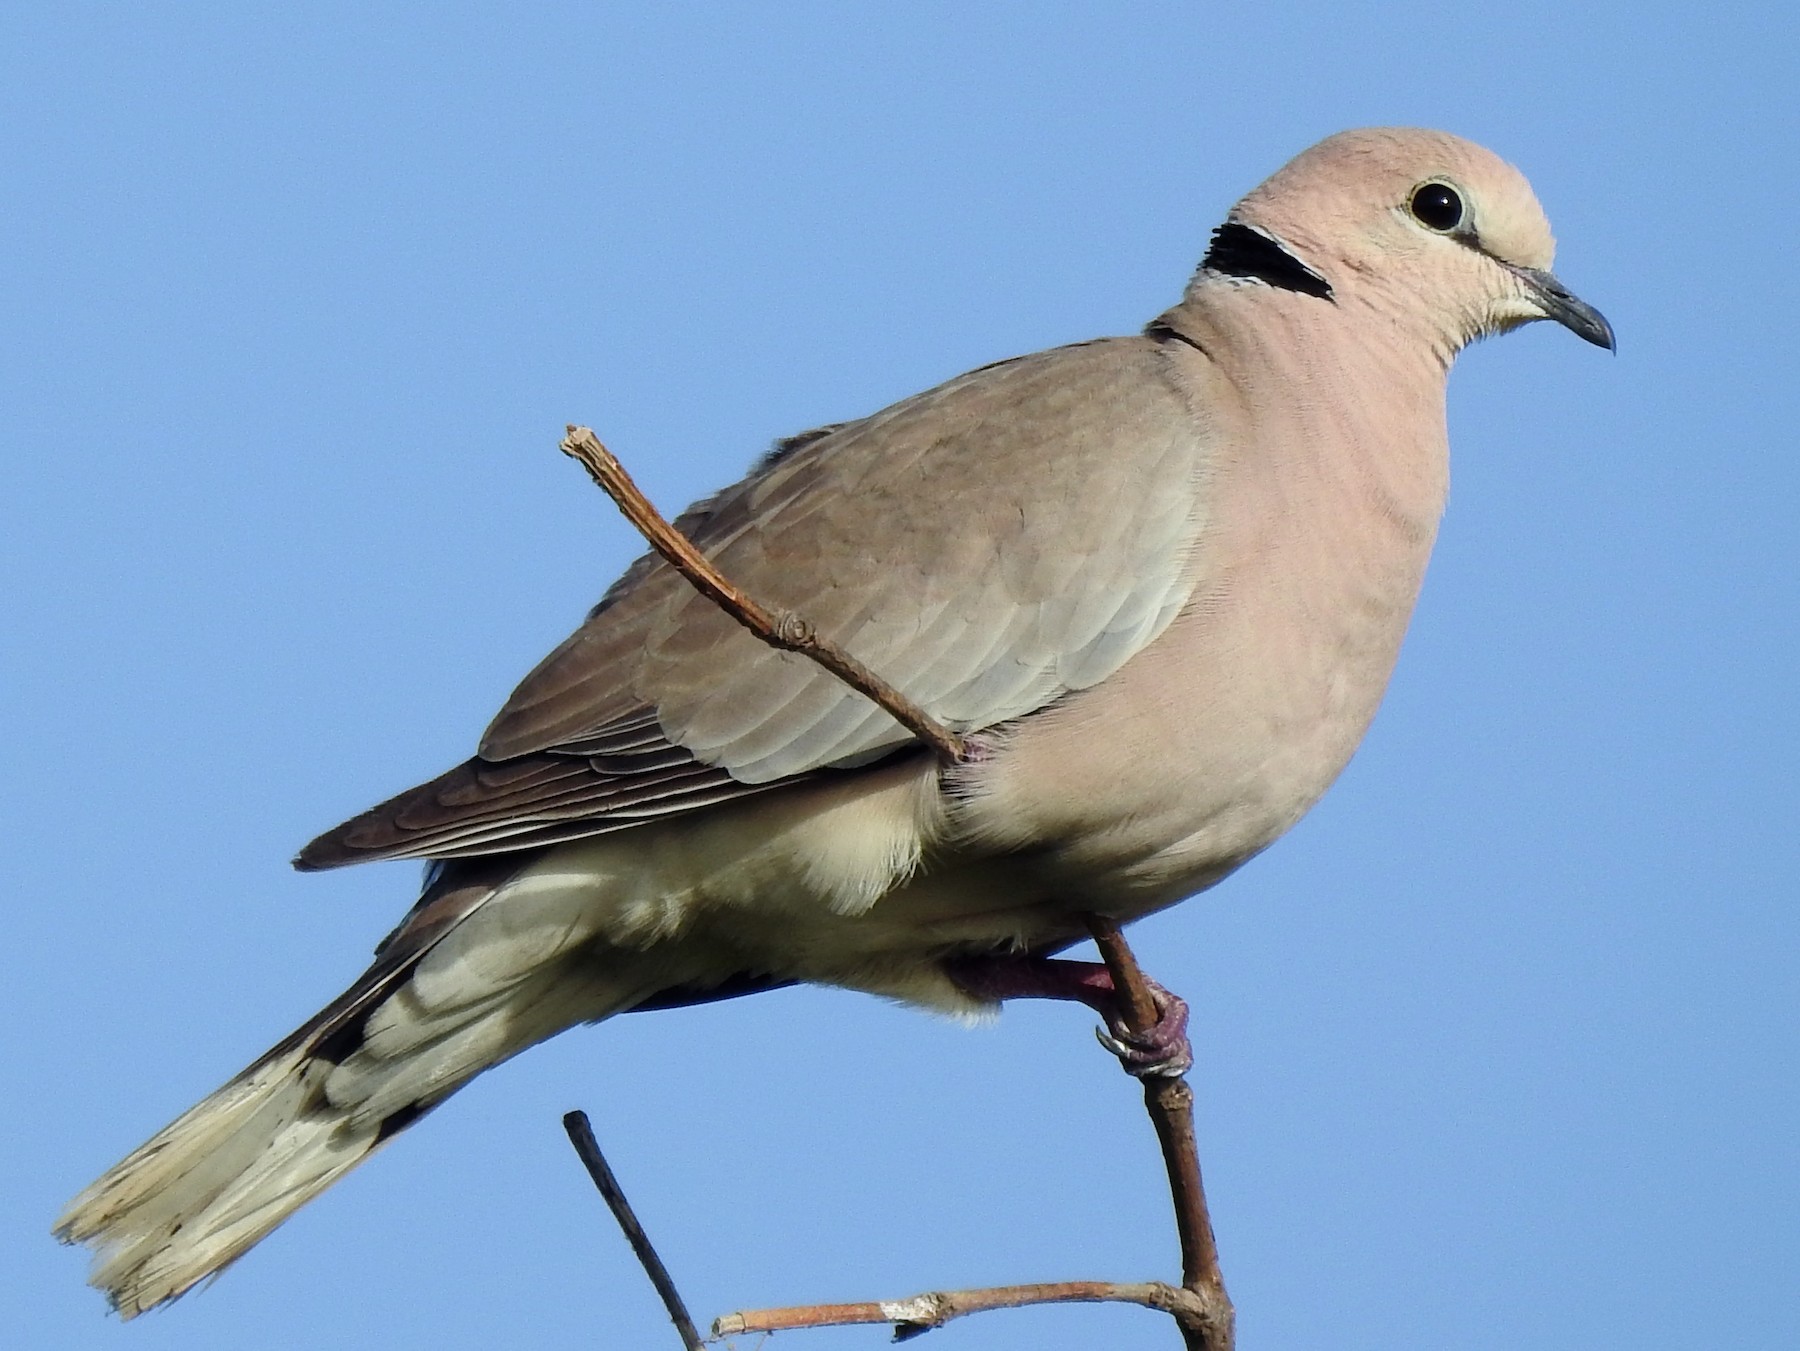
56,1034,362,1315
54,858,651,1317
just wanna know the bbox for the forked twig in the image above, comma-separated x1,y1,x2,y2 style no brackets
1087,915,1235,1349
708,918,1233,1348
559,426,967,764
558,426,1232,1347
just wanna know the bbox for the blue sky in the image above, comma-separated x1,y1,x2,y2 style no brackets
4,5,1795,1349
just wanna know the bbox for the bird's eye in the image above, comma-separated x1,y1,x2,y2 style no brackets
1409,181,1465,232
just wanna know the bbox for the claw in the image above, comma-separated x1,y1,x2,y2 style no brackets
1095,986,1192,1078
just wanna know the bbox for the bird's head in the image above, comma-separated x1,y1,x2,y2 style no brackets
1202,127,1614,359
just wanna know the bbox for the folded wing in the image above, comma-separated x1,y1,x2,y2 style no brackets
299,335,1215,869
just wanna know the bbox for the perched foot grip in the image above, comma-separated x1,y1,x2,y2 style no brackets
944,954,1195,1077
1095,983,1192,1078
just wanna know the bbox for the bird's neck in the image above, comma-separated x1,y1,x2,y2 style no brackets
1153,282,1452,541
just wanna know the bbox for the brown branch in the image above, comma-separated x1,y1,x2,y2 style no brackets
558,425,967,765
1089,914,1162,1031
714,1280,1213,1341
562,1111,704,1351
1087,916,1235,1350
708,925,1234,1347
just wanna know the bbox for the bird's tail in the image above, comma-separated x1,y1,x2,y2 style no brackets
54,859,650,1317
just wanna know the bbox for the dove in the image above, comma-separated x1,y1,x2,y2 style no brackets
56,126,1612,1316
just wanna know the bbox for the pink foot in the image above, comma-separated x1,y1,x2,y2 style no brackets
945,956,1194,1079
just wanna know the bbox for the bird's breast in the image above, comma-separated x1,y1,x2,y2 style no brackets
944,377,1449,917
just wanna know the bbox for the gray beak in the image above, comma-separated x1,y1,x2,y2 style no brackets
1511,266,1616,351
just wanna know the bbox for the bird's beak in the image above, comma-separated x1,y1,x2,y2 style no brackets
1510,266,1616,351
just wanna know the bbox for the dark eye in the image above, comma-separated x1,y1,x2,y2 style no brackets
1410,181,1465,232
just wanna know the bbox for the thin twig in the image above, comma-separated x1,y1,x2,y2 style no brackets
563,1111,704,1351
714,1279,1212,1341
1087,916,1234,1351
1088,915,1162,1031
708,925,1234,1348
558,425,967,764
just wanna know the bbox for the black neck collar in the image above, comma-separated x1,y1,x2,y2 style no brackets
1200,221,1333,300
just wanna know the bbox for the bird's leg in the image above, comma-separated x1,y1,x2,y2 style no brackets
945,955,1193,1078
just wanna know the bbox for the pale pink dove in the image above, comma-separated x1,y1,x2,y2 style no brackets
56,126,1613,1316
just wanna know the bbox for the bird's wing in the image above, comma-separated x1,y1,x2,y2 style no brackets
298,334,1216,868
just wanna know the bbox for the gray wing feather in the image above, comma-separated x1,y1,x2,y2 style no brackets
299,333,1216,867
484,338,1212,779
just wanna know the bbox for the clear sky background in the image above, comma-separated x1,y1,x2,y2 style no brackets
4,5,1795,1349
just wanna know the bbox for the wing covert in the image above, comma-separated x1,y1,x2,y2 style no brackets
485,337,1214,782
299,333,1219,868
